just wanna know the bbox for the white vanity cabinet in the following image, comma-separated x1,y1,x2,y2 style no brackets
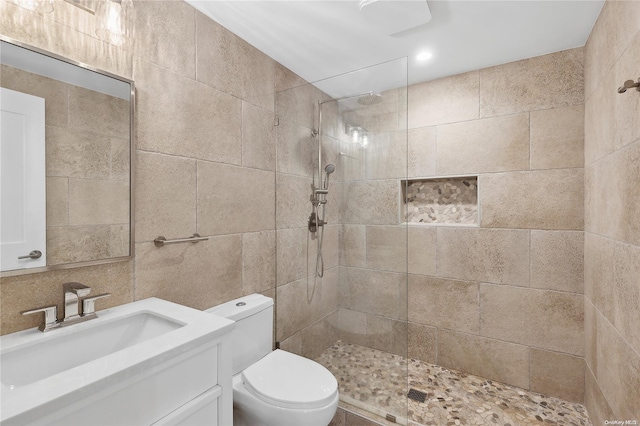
1,298,234,426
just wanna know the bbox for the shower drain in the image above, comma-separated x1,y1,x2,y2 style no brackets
407,388,427,403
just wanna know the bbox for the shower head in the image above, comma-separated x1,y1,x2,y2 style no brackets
357,93,383,106
323,164,336,190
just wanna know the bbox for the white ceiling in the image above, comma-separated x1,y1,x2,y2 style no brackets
187,0,604,96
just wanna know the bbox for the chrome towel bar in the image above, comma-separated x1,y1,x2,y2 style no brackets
154,233,208,247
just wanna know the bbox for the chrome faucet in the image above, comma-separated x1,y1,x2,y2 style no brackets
63,282,91,321
21,282,111,332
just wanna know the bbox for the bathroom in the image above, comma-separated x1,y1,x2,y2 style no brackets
0,0,639,425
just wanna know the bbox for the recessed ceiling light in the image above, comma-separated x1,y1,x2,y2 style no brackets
417,51,433,62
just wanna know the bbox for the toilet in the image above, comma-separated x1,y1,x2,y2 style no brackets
206,294,339,426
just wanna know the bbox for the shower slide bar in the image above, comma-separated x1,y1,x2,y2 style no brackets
154,233,208,247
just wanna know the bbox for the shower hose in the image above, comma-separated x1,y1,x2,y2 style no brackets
315,202,326,278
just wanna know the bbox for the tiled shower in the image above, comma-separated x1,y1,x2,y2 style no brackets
1,0,639,424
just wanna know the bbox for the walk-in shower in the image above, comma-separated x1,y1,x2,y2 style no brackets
309,91,384,277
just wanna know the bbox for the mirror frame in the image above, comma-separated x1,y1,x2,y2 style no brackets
0,35,135,277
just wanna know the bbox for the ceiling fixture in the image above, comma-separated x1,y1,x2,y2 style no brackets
359,0,432,36
417,51,433,61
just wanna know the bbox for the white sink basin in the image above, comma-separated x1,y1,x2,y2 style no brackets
0,298,235,425
2,312,183,388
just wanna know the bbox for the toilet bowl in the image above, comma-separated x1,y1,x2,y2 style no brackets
206,294,338,426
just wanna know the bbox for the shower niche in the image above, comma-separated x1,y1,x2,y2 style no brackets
402,176,479,226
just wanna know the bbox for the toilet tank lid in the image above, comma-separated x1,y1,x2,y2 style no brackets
205,294,273,321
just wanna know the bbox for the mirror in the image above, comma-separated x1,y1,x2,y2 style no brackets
0,37,134,275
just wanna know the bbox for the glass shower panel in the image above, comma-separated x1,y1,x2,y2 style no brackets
275,58,408,424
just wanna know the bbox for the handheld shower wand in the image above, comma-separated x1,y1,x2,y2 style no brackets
323,163,336,190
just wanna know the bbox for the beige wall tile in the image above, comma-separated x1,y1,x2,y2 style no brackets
279,332,302,356
480,48,584,117
408,226,436,276
47,226,111,264
301,316,339,360
196,12,275,111
366,226,407,273
530,349,585,403
366,314,407,357
109,224,130,258
242,102,276,171
596,310,640,419
320,225,340,270
612,141,640,246
584,1,617,101
339,267,405,320
1,261,133,335
276,278,322,341
408,71,479,129
197,162,275,236
408,322,437,364
276,227,308,286
135,151,196,243
436,228,530,286
68,85,129,139
68,179,129,225
584,232,615,305
480,284,584,356
408,275,480,334
341,180,400,226
530,230,584,293
339,140,366,182
275,118,315,177
0,64,68,127
584,66,616,166
276,174,313,229
585,298,598,380
46,177,68,227
242,230,276,295
110,137,130,182
133,0,195,78
530,105,585,170
608,0,640,73
275,77,318,130
366,132,407,180
438,330,530,389
321,267,339,316
46,125,111,180
585,157,618,238
614,31,640,151
335,308,367,347
585,367,616,426
408,126,436,178
611,241,640,354
480,169,584,230
134,58,242,164
135,235,242,310
437,113,530,175
586,142,640,245
339,225,366,268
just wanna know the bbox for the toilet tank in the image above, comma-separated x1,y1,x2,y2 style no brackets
206,294,273,375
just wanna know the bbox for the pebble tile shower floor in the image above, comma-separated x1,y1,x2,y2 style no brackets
317,341,591,426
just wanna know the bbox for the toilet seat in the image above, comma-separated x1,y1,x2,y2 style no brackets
241,350,338,410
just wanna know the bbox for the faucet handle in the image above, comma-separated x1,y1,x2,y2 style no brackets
82,293,111,315
21,305,59,332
